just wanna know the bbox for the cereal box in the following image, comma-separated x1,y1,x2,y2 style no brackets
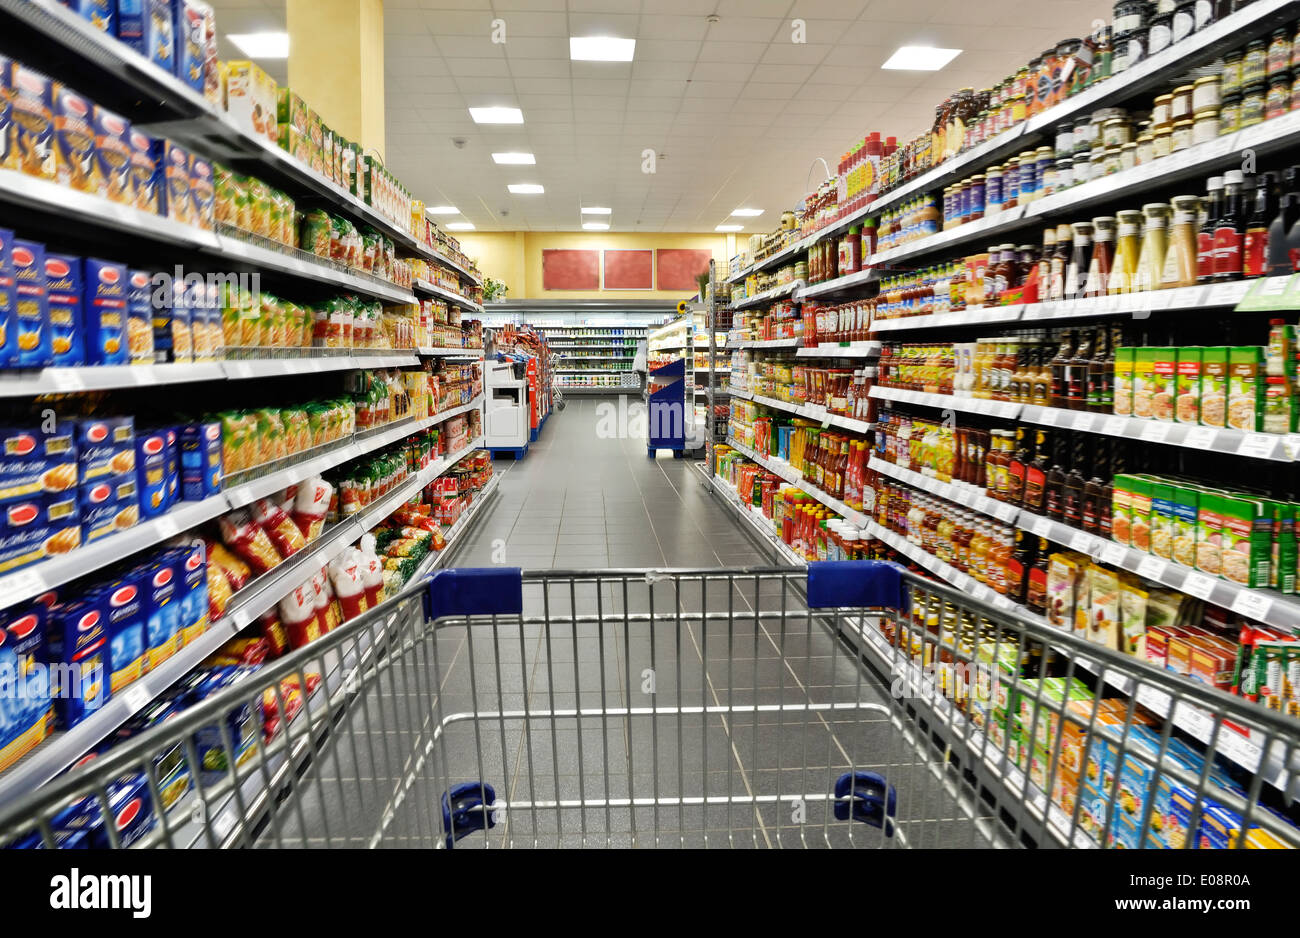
47,597,110,728
12,240,53,368
0,228,18,368
1227,346,1263,432
1174,346,1201,424
92,105,133,205
1220,493,1271,588
52,83,100,193
189,154,215,230
1199,346,1229,428
277,89,310,135
128,128,160,214
9,64,55,181
126,269,155,363
150,138,194,226
44,254,84,368
81,258,129,365
225,60,278,144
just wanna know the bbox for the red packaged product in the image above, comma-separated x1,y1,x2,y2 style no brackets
278,579,322,650
328,551,368,622
219,509,284,575
292,478,332,541
252,497,308,557
259,611,289,658
205,539,251,591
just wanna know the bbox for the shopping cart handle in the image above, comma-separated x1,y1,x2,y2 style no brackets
423,568,524,620
806,561,909,612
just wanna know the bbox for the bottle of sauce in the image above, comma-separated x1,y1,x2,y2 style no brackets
985,431,1007,500
1082,439,1108,535
1264,166,1298,276
1006,530,1032,605
1008,426,1030,506
1109,209,1140,296
1087,326,1109,412
1161,194,1200,289
1050,330,1074,408
1044,433,1068,522
1135,203,1170,292
1049,223,1072,301
1243,172,1275,278
1214,170,1245,281
1025,538,1051,615
1037,227,1057,300
1066,328,1093,410
1198,177,1224,283
1031,340,1053,406
1086,216,1116,297
1024,430,1049,514
1065,221,1094,299
1062,438,1087,529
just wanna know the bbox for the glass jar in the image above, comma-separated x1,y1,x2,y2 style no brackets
986,166,1004,214
1265,75,1290,121
1172,0,1198,44
1151,94,1173,129
1192,75,1221,114
1293,72,1300,113
1056,156,1075,190
1240,81,1266,128
1120,141,1139,170
1090,147,1108,180
1112,0,1150,35
1170,84,1195,122
1152,126,1174,159
1171,119,1194,152
1104,145,1124,174
1268,29,1292,78
1220,93,1242,134
1136,132,1155,164
1242,39,1267,86
1055,121,1074,158
1222,50,1243,97
1148,12,1174,56
1114,29,1147,74
1074,152,1093,186
1192,109,1220,144
1102,116,1133,147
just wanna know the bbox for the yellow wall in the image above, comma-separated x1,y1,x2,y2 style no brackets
458,231,729,300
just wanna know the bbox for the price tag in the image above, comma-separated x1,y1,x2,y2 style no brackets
1072,413,1096,432
0,568,45,606
213,809,236,840
154,517,180,540
1236,433,1278,460
1182,571,1218,600
49,370,86,392
121,683,152,713
1101,416,1128,436
1137,556,1168,582
1070,531,1096,553
1230,590,1273,622
1100,542,1127,566
1037,408,1058,426
1033,515,1055,538
1140,422,1171,443
227,362,255,380
1182,426,1218,450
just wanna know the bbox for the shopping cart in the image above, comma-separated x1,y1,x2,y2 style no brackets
547,353,566,412
1,564,1297,849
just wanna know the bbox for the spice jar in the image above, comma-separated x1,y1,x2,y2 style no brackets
1170,119,1194,152
1102,116,1133,147
1242,39,1267,86
1240,82,1266,128
1152,125,1174,159
1136,131,1155,164
1222,50,1243,96
1268,29,1292,78
1151,94,1173,128
1220,93,1242,134
1192,75,1221,114
1056,156,1074,191
1192,109,1220,144
1265,74,1290,121
1170,84,1195,121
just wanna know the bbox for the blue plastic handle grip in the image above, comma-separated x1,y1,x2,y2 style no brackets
806,561,909,612
424,568,524,620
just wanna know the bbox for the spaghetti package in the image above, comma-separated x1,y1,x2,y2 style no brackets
205,539,251,591
328,550,368,622
218,509,283,576
260,611,289,658
314,568,342,633
357,535,385,609
251,497,307,557
278,578,322,650
292,478,332,541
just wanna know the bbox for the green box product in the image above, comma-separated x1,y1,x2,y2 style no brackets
276,88,310,134
1149,482,1176,561
1113,347,1135,417
1266,322,1295,378
1227,346,1264,432
1127,476,1153,554
1015,676,1094,750
1196,491,1225,578
1112,474,1135,546
1175,347,1202,424
1132,347,1159,420
1152,347,1176,421
1258,500,1296,594
1170,485,1200,569
1220,493,1271,589
1200,346,1229,428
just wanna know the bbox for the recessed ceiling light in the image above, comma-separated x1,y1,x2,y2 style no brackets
469,106,524,124
581,206,612,215
492,152,536,165
731,208,764,217
570,36,636,62
881,46,962,71
715,224,744,232
427,206,460,215
508,184,545,194
582,222,610,231
228,32,289,58
446,222,475,231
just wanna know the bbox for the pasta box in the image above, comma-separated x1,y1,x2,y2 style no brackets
141,0,176,74
151,138,194,226
45,253,84,368
135,428,169,517
52,83,99,194
128,128,160,215
13,239,53,368
164,426,180,506
0,57,12,173
0,492,79,574
9,63,55,181
0,228,17,368
0,422,78,499
126,269,155,364
164,542,208,645
175,0,214,94
81,258,128,365
224,60,278,144
140,555,182,669
180,420,223,500
92,106,133,205
189,153,215,230
89,572,147,692
46,597,111,728
114,0,144,52
59,0,113,31
78,475,138,544
0,603,55,773
76,416,135,481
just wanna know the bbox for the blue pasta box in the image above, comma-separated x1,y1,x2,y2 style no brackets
58,0,113,32
164,426,179,506
12,240,52,368
180,420,222,500
168,542,208,645
45,598,110,728
76,416,134,482
0,602,55,773
126,269,155,364
0,57,12,174
0,229,16,368
52,83,99,194
188,666,258,785
114,0,144,52
92,572,147,692
81,775,157,849
134,428,168,518
0,423,78,506
189,153,214,230
150,138,193,226
141,555,181,669
81,258,128,365
44,254,84,368
93,106,133,205
127,128,159,215
79,475,139,544
143,0,176,75
175,0,209,93
9,64,55,183
0,493,79,574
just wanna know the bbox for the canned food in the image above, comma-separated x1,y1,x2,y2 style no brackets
1192,75,1221,114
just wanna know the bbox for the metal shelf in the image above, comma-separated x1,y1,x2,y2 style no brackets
414,279,485,312
795,342,881,358
418,346,484,357
694,461,806,568
730,388,875,435
724,438,873,530
732,280,805,310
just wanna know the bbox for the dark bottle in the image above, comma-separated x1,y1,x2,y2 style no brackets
1062,438,1087,529
1101,324,1120,413
1086,326,1109,413
1044,433,1068,522
1265,166,1299,276
1025,537,1051,615
1065,329,1093,411
1213,170,1246,282
1243,172,1275,278
1198,176,1223,283
1049,330,1074,408
1081,438,1108,535
1008,426,1030,507
1023,430,1050,514
1006,530,1034,606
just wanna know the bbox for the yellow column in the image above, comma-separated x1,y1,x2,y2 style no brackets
286,0,386,161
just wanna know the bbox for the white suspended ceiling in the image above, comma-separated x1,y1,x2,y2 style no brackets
210,0,1116,232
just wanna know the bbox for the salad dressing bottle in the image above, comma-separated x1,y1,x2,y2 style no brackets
1134,203,1170,293
1111,209,1143,295
1160,194,1200,289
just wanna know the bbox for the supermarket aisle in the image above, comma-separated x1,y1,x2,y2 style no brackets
450,395,769,570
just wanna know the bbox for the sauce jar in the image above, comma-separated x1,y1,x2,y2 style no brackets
1019,149,1040,201
1102,116,1133,147
969,174,986,221
1113,29,1147,74
1120,141,1139,170
1135,131,1155,164
1104,145,1124,174
1192,109,1220,144
1151,94,1173,128
1152,125,1174,159
1240,82,1266,128
1170,84,1195,121
1035,146,1054,186
1148,11,1174,56
1056,156,1075,190
1055,121,1074,158
1268,29,1292,77
1219,93,1242,134
1172,0,1199,44
1242,39,1267,86
985,166,1004,214
1265,74,1290,121
1192,75,1221,114
1222,50,1243,97
1112,0,1150,36
1170,119,1194,152
1003,157,1020,208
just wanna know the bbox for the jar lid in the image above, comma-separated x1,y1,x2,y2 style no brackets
1241,80,1267,95
1172,84,1194,95
1102,116,1129,126
1121,141,1139,150
1246,39,1266,50
1193,75,1220,87
1153,93,1172,103
1224,49,1242,61
1173,118,1194,128
1136,132,1154,142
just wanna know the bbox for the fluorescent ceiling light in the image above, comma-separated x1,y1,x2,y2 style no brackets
582,222,610,230
469,106,524,124
508,183,545,194
570,36,636,62
228,32,289,58
731,208,764,217
492,152,535,165
427,206,459,215
581,206,612,215
881,46,962,71
446,222,475,230
715,224,744,232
